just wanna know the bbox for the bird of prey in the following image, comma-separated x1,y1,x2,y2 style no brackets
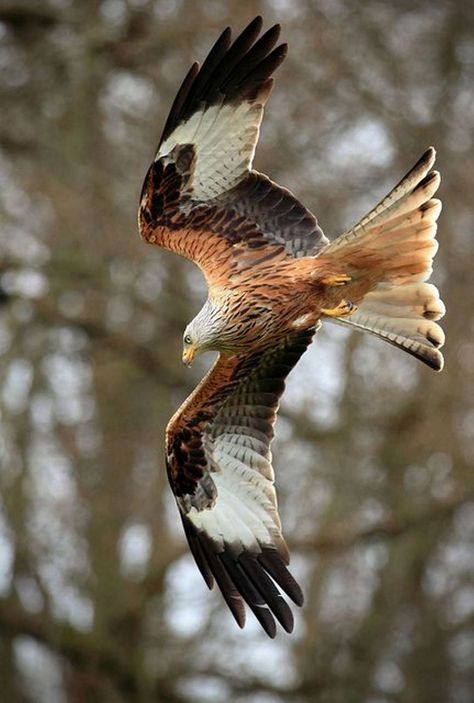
138,16,445,637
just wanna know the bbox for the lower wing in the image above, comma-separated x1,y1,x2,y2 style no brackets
166,326,318,637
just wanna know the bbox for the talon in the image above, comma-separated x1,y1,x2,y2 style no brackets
320,274,351,286
321,300,357,317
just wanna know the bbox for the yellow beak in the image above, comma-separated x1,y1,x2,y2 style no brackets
182,346,196,367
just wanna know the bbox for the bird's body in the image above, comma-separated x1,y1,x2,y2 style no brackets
138,17,445,637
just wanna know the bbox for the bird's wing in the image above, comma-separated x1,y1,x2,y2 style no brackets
166,325,317,637
139,17,327,288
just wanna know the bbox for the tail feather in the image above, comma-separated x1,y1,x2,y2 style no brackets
367,196,441,240
333,282,445,370
360,282,445,321
326,148,438,254
321,147,445,371
332,309,444,370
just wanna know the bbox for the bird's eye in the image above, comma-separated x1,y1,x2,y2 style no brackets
184,334,192,345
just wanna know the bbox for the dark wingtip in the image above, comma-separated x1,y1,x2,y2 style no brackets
268,43,289,73
415,170,440,193
410,345,444,372
290,583,304,607
267,622,277,639
233,16,264,48
416,146,437,172
158,16,287,148
249,15,264,31
258,548,304,607
425,145,436,161
429,349,444,372
215,27,232,52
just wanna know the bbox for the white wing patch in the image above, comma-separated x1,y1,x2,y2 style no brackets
157,101,264,200
188,427,281,552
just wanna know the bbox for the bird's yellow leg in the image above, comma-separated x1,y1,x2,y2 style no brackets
321,300,357,317
320,274,351,286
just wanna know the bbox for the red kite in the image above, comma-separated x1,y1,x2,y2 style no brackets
139,17,444,637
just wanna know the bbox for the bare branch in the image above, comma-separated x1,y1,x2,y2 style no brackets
292,488,473,553
0,597,187,703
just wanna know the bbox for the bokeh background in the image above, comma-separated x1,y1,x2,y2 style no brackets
1,0,474,701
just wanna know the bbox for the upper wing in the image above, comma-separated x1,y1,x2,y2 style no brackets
139,17,327,287
166,326,318,637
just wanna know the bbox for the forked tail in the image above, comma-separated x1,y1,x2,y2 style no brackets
319,147,445,370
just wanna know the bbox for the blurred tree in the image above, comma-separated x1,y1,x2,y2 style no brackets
0,1,473,702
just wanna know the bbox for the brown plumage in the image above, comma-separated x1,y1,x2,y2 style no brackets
138,16,445,637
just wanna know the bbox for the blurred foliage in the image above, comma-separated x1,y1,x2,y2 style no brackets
0,0,473,701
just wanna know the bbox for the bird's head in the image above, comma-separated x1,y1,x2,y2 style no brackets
182,299,226,367
182,326,199,367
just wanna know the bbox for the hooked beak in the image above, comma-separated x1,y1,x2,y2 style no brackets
182,346,196,367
